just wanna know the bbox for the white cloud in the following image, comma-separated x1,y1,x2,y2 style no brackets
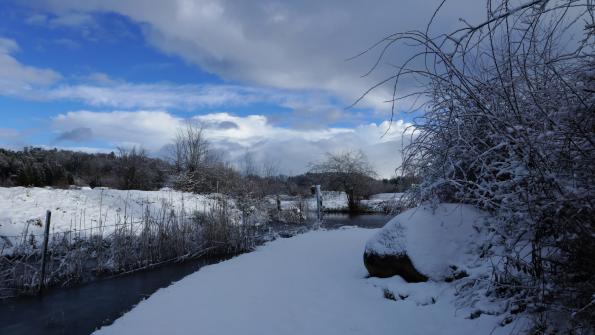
25,13,49,25
50,12,95,27
34,0,484,113
26,12,95,28
0,44,363,128
51,110,412,177
0,37,61,96
194,112,352,147
52,110,182,150
46,83,286,110
240,120,412,178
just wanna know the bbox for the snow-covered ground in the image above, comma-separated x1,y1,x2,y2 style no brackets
0,187,401,245
302,191,403,212
0,187,217,245
305,191,348,211
361,192,404,212
94,227,525,335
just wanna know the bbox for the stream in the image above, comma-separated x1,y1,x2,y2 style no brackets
0,213,390,335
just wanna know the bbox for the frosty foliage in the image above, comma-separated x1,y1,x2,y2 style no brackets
360,0,594,331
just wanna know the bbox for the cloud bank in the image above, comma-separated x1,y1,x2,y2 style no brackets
0,37,61,96
52,110,412,177
33,0,484,112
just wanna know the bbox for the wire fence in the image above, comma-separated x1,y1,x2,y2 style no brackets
0,196,313,300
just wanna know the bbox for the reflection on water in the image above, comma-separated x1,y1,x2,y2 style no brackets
0,214,390,335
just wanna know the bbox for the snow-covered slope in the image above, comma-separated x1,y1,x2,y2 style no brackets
0,187,217,241
365,203,489,280
94,227,523,335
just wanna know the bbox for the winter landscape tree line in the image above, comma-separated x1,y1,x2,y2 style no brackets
0,128,412,209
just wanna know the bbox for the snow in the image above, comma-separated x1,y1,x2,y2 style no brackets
94,227,523,335
0,187,217,246
361,192,404,212
306,191,349,211
367,192,404,201
303,191,404,212
365,203,489,280
269,192,404,214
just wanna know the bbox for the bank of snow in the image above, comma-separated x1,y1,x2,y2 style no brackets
94,227,524,335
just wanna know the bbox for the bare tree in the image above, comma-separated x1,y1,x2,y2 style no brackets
239,151,259,177
261,157,280,179
169,122,226,193
171,123,211,173
310,150,377,212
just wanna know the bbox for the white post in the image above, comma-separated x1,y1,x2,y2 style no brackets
315,185,322,221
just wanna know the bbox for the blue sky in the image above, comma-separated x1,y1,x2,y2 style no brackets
0,0,483,177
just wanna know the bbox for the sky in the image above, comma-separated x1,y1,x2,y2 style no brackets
0,0,485,177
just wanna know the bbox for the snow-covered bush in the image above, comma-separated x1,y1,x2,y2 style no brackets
360,0,594,331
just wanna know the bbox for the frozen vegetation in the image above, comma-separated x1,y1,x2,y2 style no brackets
0,187,219,251
0,187,399,254
0,186,311,298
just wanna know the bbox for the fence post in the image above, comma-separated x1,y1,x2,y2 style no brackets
315,185,322,221
38,210,51,296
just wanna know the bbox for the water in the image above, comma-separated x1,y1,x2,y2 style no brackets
321,213,390,229
0,214,390,335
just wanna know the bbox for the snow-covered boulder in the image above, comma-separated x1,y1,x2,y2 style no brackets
364,203,488,281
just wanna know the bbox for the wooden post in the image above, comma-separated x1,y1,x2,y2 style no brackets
315,185,322,221
276,195,281,221
39,210,51,296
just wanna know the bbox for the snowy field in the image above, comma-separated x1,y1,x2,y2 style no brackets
0,188,401,243
0,187,217,247
302,191,404,212
361,192,404,211
94,227,525,335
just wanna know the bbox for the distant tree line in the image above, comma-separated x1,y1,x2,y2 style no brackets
0,136,409,198
0,147,168,190
164,123,407,199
